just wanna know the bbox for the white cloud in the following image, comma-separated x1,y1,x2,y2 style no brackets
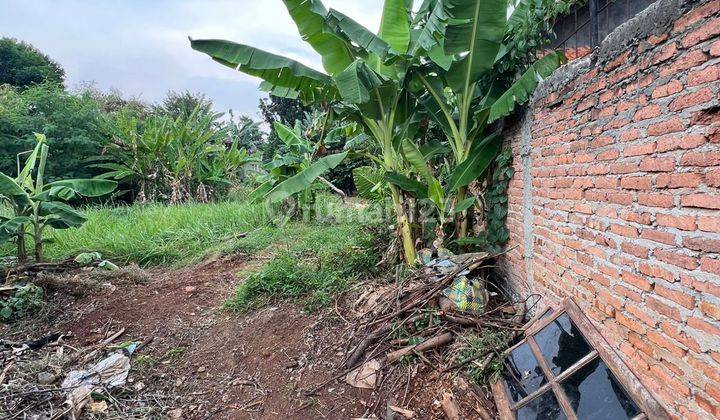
0,0,384,119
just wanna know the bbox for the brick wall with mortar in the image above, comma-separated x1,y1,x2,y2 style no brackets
497,0,720,417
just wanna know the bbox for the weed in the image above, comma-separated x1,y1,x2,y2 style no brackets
1,284,43,321
226,222,378,312
163,347,186,359
456,330,514,384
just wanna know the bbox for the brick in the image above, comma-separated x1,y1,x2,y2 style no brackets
619,210,651,225
620,176,652,190
639,157,675,172
681,17,720,48
682,194,720,209
654,249,700,270
698,216,720,232
688,64,720,86
619,129,642,142
651,80,683,98
656,172,704,188
652,43,677,64
641,229,676,246
622,271,653,291
700,300,720,321
632,104,662,121
700,257,720,275
616,312,646,333
621,242,650,258
610,224,639,238
639,261,676,281
688,316,720,336
607,192,634,205
656,284,696,309
680,151,720,166
656,134,706,152
684,237,720,253
668,88,714,111
648,330,687,357
708,169,720,187
661,50,708,76
655,214,697,231
711,40,720,57
647,295,682,320
596,149,620,160
638,193,674,208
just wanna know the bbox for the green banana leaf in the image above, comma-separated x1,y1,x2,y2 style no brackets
385,172,428,199
190,39,337,102
282,0,354,75
443,0,507,93
352,166,386,201
446,133,502,191
488,51,565,122
0,172,32,208
274,121,312,153
0,216,30,243
333,60,385,105
378,0,411,54
250,180,276,203
44,179,117,197
326,9,398,63
452,197,476,215
401,139,434,186
266,152,348,203
39,201,87,229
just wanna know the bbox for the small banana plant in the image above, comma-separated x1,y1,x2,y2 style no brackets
0,134,117,263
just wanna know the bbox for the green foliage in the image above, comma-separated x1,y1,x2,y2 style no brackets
227,222,378,312
0,201,273,267
0,134,116,262
97,105,259,203
0,38,64,89
0,83,110,180
0,284,43,321
456,149,515,252
457,330,513,384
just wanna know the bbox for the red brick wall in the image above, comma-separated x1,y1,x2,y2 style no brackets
498,0,720,417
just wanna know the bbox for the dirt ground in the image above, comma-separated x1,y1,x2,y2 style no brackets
1,253,498,419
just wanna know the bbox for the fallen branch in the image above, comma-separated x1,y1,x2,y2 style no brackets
386,333,453,364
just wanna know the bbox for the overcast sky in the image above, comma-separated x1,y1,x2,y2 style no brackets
0,0,384,120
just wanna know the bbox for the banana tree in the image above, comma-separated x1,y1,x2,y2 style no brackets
0,134,117,262
190,0,442,264
408,0,565,238
250,115,349,217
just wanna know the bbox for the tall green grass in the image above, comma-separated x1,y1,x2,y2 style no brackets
1,201,272,267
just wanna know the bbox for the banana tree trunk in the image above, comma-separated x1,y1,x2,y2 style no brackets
17,225,27,264
390,185,416,265
33,221,43,262
456,186,469,239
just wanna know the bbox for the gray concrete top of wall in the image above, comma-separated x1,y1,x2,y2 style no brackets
531,0,701,103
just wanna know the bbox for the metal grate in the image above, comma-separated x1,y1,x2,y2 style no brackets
550,0,658,59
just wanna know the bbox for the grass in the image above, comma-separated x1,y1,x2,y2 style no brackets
1,201,272,267
1,195,386,311
226,221,380,312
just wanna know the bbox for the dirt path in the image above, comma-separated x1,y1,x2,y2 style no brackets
53,253,371,419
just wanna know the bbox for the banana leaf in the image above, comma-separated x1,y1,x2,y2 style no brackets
352,166,386,201
443,0,507,93
39,201,87,229
446,133,502,191
378,0,411,54
190,38,337,103
326,9,398,63
0,216,30,243
265,152,348,203
282,0,354,75
0,172,32,208
385,172,428,199
488,51,565,122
